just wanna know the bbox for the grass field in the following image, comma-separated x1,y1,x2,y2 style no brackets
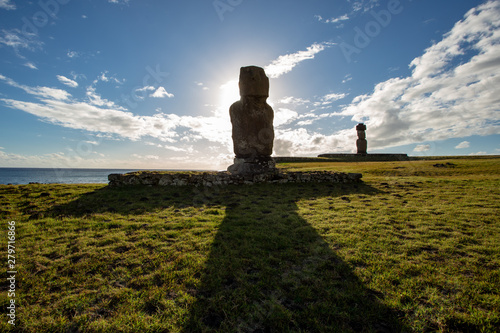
0,157,499,332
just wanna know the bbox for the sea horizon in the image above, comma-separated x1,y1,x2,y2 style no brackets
0,167,212,185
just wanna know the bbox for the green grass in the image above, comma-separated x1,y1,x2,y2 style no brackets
1,157,499,332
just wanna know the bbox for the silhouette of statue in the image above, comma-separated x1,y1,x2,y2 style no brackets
356,123,367,155
228,66,276,175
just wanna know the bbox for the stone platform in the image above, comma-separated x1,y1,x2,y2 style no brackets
108,170,362,187
317,153,409,162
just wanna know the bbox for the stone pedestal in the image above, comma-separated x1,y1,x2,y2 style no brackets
228,66,277,175
227,156,277,176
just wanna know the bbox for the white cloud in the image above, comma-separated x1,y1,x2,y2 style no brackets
0,0,15,10
413,144,431,152
319,93,348,104
274,108,299,127
0,149,110,168
340,0,500,150
132,154,159,160
85,73,126,107
469,151,488,156
264,42,334,78
0,147,227,169
350,0,380,13
99,72,110,82
67,50,79,58
342,74,353,84
108,0,130,4
0,74,232,148
0,74,71,100
85,86,121,108
271,92,348,128
24,62,38,70
296,119,315,127
164,145,194,153
137,86,155,92
0,98,231,150
315,14,350,25
136,86,155,92
33,87,71,100
173,112,232,146
311,92,349,108
0,29,42,56
274,127,353,156
95,71,124,85
70,71,86,81
150,87,174,98
144,141,194,153
195,81,209,91
132,86,155,100
455,141,470,149
0,98,176,141
57,75,78,88
279,96,311,105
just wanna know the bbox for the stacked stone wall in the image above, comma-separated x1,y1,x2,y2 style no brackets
108,171,362,187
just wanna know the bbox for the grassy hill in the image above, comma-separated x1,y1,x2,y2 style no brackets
1,157,499,332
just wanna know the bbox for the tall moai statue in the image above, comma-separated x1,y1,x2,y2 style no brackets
227,66,276,175
356,123,367,155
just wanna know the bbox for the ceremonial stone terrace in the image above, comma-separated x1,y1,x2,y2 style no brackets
108,170,362,187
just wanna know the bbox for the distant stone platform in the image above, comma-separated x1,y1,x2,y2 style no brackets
108,170,362,187
317,153,409,162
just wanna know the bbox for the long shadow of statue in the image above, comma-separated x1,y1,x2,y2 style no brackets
46,181,401,332
182,181,402,332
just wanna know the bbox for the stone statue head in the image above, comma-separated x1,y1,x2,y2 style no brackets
238,66,269,97
356,123,366,131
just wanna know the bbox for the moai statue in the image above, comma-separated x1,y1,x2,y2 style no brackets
227,66,276,175
356,123,367,155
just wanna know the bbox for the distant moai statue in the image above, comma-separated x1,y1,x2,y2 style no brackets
227,66,276,175
356,123,367,155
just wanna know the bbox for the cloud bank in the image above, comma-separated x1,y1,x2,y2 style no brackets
340,0,500,150
254,0,500,157
0,74,230,149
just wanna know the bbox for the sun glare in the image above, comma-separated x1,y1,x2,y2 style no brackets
219,79,240,112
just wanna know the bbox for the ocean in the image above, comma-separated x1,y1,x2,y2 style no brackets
0,168,169,185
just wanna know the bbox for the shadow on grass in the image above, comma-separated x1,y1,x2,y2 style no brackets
47,181,402,332
183,183,401,333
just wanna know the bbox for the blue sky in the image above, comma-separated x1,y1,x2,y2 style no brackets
0,0,499,169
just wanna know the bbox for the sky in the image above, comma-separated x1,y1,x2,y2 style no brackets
0,0,499,170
